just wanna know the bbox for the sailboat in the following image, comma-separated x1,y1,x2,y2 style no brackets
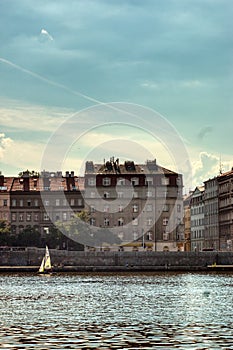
38,245,53,274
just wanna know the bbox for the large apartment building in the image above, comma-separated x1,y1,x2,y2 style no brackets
218,168,233,251
190,186,205,251
84,157,184,252
0,171,85,236
203,177,219,250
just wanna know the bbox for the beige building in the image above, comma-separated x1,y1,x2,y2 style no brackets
183,192,193,251
190,186,205,251
84,158,184,252
204,177,219,250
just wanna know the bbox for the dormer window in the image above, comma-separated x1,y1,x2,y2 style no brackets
103,177,111,186
131,177,139,186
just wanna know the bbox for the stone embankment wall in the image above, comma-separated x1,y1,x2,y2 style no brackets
0,248,233,271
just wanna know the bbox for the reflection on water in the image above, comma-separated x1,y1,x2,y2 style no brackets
0,272,233,349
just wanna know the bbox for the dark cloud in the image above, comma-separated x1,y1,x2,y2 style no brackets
197,126,213,141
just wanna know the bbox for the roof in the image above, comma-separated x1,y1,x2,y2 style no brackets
85,159,178,176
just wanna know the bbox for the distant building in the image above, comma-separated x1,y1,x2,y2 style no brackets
183,192,193,251
0,175,13,223
218,168,233,251
190,186,205,251
84,157,184,251
4,171,84,237
203,177,219,250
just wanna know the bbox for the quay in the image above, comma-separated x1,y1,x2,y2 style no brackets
0,248,233,272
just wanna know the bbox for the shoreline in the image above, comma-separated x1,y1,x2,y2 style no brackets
0,265,233,273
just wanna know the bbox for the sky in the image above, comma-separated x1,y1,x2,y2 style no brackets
0,0,232,192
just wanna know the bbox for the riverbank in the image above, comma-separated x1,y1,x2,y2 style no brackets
1,248,233,272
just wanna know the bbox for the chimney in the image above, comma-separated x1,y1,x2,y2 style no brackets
0,175,4,187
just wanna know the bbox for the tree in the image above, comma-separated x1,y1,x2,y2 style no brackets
16,227,41,247
0,220,12,246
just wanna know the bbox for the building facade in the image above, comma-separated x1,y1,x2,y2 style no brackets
203,177,219,250
84,158,184,252
218,169,233,251
190,186,205,251
0,171,85,237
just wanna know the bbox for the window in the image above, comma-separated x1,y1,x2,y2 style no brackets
34,199,38,207
63,199,68,206
104,218,110,226
161,177,169,185
117,178,125,186
70,199,75,206
43,227,49,234
43,213,49,221
147,231,153,240
118,218,124,226
90,205,95,213
133,231,138,240
163,217,169,226
78,199,83,206
88,177,96,186
103,177,111,186
3,199,7,206
132,218,138,226
26,213,32,221
19,225,24,233
63,212,67,221
104,192,110,199
19,213,24,222
12,199,16,207
90,192,95,198
163,232,169,240
118,192,124,198
19,199,23,207
55,214,60,221
90,218,96,226
55,199,60,206
104,205,109,212
44,200,49,206
163,204,169,212
146,218,153,226
118,205,123,212
132,204,138,213
34,213,39,221
177,204,181,213
131,177,139,186
146,191,153,198
27,200,31,207
133,192,138,198
145,177,153,185
146,204,153,212
11,213,16,221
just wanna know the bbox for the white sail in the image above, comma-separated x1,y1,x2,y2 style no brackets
38,257,45,273
38,246,52,273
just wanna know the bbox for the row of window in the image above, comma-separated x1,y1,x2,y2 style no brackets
90,203,154,213
11,198,83,207
11,212,71,222
90,217,169,227
88,177,171,187
191,218,204,227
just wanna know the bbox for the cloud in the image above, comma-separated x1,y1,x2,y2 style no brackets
197,126,213,141
0,133,14,160
192,152,220,186
40,28,53,41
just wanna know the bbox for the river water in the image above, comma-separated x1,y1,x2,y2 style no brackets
0,272,232,349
